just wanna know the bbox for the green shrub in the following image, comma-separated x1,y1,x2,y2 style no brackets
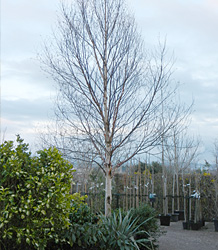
65,193,100,249
49,196,159,250
0,136,74,249
69,193,98,224
112,207,128,218
129,203,160,249
112,204,160,249
97,209,154,250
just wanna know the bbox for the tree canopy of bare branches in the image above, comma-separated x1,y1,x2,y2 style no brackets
42,0,191,215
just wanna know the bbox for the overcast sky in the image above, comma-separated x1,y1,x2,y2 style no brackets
1,0,218,164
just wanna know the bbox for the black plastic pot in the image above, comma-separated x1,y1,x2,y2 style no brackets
213,219,218,232
174,210,185,220
171,213,179,222
190,221,201,230
199,219,205,227
159,214,171,226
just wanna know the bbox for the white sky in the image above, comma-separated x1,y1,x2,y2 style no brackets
1,0,218,163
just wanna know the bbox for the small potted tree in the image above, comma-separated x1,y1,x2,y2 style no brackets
159,174,171,226
190,190,201,230
159,181,171,226
182,182,191,230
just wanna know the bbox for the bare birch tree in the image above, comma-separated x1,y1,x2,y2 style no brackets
42,0,190,216
165,127,201,212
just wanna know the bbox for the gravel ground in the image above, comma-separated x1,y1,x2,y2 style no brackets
158,221,218,250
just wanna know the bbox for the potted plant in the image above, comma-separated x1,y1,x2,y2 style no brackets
159,145,171,226
171,213,179,222
190,190,202,230
159,179,171,226
174,210,184,221
213,218,218,232
182,182,191,230
159,178,171,226
159,213,171,226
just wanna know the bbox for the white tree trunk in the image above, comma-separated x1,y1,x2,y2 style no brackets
182,173,187,222
176,173,180,210
105,167,112,216
172,172,175,213
162,135,168,215
189,176,192,221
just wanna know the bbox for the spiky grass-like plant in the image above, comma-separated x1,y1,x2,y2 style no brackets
98,209,154,250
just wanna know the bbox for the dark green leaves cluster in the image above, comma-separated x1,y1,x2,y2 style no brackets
129,204,160,249
98,209,154,250
0,136,160,250
0,136,74,249
65,193,100,249
69,193,98,224
66,198,158,250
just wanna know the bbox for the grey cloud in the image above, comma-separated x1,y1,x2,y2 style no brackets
2,0,218,160
2,98,54,122
2,0,59,60
2,58,56,98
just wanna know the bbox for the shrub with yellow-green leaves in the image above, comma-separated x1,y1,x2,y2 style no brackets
0,136,74,250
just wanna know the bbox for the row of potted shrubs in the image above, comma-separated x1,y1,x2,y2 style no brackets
183,219,218,231
159,210,218,232
159,210,184,226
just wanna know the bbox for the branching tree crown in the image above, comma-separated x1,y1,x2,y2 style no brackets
42,0,190,215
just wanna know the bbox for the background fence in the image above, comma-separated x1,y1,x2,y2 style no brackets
72,163,218,220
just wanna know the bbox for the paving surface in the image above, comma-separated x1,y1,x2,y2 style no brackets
158,221,218,250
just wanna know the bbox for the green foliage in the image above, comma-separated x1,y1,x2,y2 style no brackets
200,172,218,219
69,193,98,224
149,162,162,174
97,209,154,250
67,193,98,248
129,204,160,249
0,136,74,249
112,207,128,218
132,161,162,174
64,193,100,249
48,195,159,250
67,222,101,249
65,194,158,250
